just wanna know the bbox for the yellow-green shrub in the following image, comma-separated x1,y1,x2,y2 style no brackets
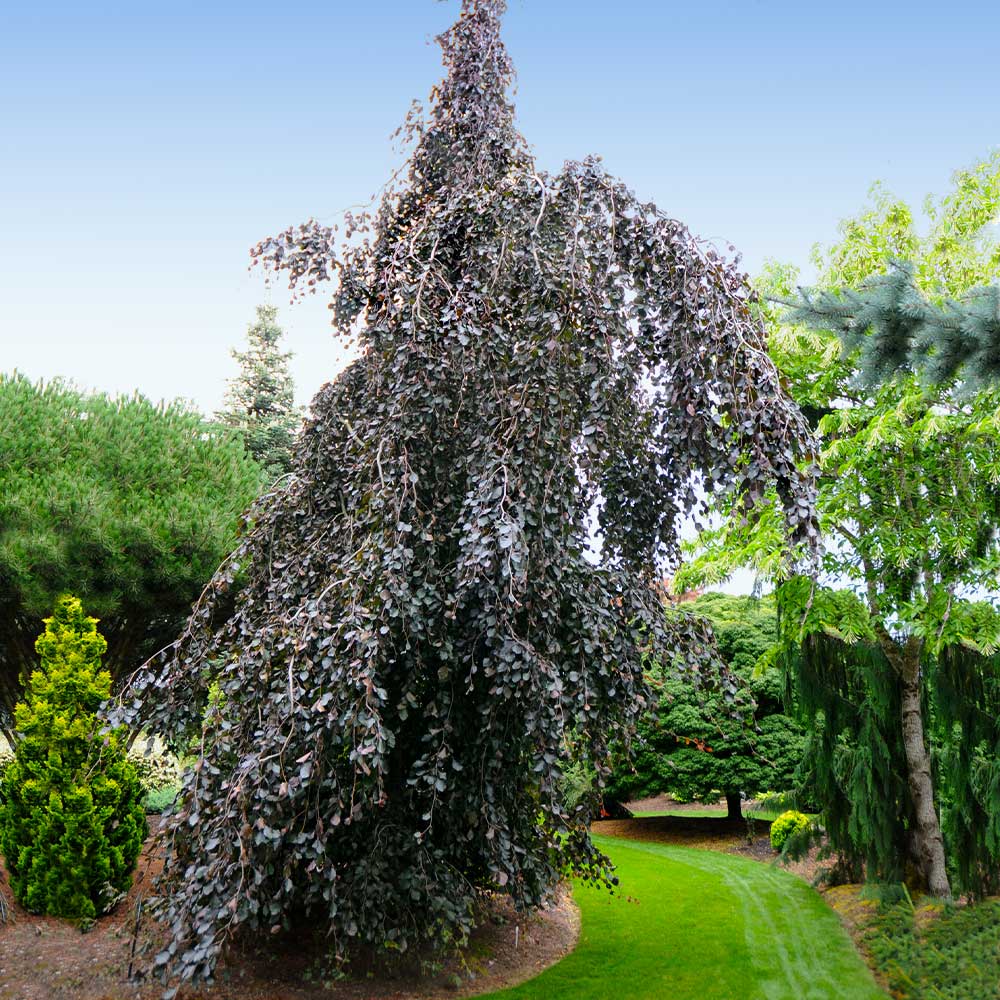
0,597,147,920
770,809,811,853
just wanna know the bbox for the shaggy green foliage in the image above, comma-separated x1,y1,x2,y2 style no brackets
863,898,1000,1000
115,1,816,990
0,374,263,733
609,595,805,817
0,597,147,920
769,810,811,852
682,154,1000,897
217,304,302,481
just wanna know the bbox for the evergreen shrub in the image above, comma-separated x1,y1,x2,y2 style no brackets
0,596,147,920
770,810,811,852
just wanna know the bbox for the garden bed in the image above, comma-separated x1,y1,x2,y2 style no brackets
0,820,579,1000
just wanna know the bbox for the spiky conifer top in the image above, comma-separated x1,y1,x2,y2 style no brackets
217,305,301,479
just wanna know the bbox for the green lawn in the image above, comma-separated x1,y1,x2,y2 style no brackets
484,836,885,1000
630,806,785,821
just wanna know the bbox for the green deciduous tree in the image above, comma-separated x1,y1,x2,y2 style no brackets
787,151,1000,395
217,304,302,480
0,374,264,737
0,596,147,920
681,154,1000,897
117,1,816,989
609,594,805,819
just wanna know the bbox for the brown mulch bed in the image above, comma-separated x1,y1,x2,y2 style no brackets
623,794,735,816
0,821,579,1000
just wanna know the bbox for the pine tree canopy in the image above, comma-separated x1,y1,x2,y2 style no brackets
117,1,816,989
786,262,1000,394
217,304,302,480
0,373,263,738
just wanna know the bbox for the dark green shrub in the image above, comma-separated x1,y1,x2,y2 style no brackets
770,810,811,852
864,897,1000,1000
0,596,147,920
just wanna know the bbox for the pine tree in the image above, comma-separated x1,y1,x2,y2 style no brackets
0,373,262,738
0,596,147,921
217,304,301,480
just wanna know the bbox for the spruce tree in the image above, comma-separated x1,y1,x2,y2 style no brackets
119,2,816,988
0,596,147,921
217,304,301,480
786,263,1000,395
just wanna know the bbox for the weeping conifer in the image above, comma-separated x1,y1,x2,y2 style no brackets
935,643,1000,897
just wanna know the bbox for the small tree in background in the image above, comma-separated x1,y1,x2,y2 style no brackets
217,304,302,481
0,374,263,737
0,597,147,920
609,594,804,819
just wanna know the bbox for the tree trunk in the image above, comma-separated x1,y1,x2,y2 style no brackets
899,643,950,897
725,790,743,821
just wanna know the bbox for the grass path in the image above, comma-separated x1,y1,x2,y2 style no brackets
485,835,885,1000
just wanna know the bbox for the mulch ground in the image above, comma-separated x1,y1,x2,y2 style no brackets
0,820,579,1000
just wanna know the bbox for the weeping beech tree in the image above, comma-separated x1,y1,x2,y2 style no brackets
118,1,816,988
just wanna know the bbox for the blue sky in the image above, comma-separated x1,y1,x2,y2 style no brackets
2,0,998,416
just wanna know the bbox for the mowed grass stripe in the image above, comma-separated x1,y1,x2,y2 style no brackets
483,836,885,1000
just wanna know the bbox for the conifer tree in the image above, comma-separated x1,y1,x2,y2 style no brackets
0,597,147,920
217,304,302,480
0,374,263,737
119,2,816,987
787,263,1000,395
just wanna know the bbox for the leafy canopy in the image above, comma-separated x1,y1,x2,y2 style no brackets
0,373,264,733
119,1,815,989
681,153,1000,619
